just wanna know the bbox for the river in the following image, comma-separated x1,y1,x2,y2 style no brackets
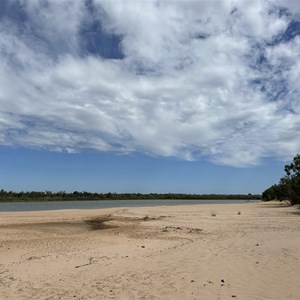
0,199,261,212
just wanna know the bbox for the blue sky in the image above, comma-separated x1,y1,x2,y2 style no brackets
0,0,300,194
0,146,283,194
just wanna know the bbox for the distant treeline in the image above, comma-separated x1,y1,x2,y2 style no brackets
0,189,262,202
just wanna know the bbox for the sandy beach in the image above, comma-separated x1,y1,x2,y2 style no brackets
0,201,299,300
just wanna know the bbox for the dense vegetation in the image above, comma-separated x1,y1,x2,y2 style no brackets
262,154,300,205
0,189,261,202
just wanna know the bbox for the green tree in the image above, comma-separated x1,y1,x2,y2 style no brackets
263,154,300,205
283,154,300,205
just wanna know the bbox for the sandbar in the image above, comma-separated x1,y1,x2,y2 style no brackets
0,201,299,299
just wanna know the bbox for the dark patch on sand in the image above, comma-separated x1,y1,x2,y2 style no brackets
0,215,117,235
85,216,116,231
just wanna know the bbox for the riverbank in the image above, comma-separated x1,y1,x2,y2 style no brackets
0,201,299,299
0,199,260,212
0,191,261,203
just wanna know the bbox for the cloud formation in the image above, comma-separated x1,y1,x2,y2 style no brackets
1,0,300,166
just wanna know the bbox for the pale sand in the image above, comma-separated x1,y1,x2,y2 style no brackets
0,202,299,300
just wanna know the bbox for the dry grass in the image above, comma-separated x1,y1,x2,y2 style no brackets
210,210,217,217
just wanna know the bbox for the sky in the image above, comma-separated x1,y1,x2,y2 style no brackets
0,0,300,194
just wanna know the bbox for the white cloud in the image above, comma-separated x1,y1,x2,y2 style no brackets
0,0,300,166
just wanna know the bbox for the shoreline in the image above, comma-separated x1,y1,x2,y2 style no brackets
0,201,262,222
1,201,299,299
0,198,262,213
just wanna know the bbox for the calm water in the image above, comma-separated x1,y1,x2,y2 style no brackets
0,199,261,212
